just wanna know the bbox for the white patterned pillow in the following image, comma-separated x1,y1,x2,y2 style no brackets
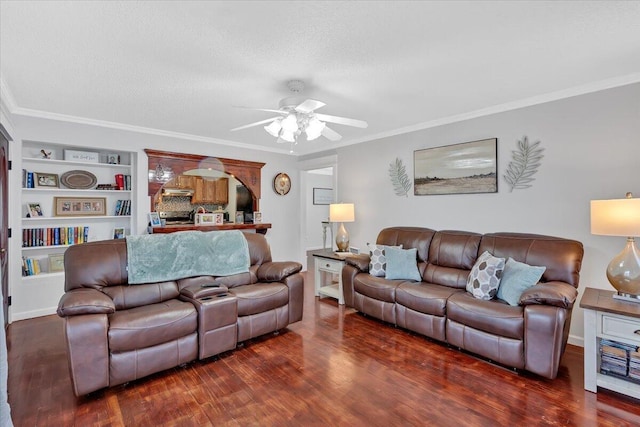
466,251,506,300
368,243,402,277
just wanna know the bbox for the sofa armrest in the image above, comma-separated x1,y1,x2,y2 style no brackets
57,288,115,317
519,281,578,309
180,284,228,300
257,261,303,282
344,254,370,272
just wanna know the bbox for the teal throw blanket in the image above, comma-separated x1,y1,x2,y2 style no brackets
126,230,250,284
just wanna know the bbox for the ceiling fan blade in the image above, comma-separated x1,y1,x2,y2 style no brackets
315,113,368,129
233,105,287,115
321,126,342,141
230,117,280,132
294,99,326,114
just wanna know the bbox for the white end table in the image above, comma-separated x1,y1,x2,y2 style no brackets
311,249,350,305
580,287,640,399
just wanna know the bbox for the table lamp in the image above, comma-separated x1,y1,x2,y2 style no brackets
591,192,640,302
329,203,355,252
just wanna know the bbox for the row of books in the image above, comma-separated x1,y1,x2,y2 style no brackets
22,226,89,247
114,174,132,191
629,351,640,381
22,170,37,188
115,200,131,216
22,257,43,276
600,339,639,379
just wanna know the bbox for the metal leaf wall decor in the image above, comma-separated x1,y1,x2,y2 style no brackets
389,157,412,197
503,136,544,192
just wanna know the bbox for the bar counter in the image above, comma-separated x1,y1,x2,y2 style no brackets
150,223,272,234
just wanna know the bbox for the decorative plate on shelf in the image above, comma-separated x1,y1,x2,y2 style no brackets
60,170,97,189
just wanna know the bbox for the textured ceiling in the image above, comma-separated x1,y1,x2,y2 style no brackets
1,1,639,156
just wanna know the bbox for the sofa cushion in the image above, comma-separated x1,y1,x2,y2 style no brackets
396,282,462,317
497,258,546,306
447,292,524,340
368,244,400,277
229,283,289,316
354,274,402,303
466,251,505,300
108,299,197,352
385,247,421,281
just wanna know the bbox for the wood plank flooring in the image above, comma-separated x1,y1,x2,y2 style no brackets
6,272,640,426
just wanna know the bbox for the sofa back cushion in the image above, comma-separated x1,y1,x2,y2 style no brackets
376,227,435,265
424,230,482,289
479,233,584,287
103,282,180,310
245,233,272,266
65,240,129,291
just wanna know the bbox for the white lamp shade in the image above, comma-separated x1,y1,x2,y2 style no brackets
591,198,640,236
329,203,355,223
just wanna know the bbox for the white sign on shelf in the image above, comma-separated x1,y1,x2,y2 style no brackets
64,149,100,163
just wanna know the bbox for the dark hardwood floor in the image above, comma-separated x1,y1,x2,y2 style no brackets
6,272,640,426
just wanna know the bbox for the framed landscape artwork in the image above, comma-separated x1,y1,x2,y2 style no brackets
414,138,497,196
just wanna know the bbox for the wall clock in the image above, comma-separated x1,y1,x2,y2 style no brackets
273,172,291,195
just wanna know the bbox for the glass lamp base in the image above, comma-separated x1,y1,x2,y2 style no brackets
607,237,640,298
335,222,349,253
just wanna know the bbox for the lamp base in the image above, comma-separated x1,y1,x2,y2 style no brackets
613,292,640,304
335,222,349,252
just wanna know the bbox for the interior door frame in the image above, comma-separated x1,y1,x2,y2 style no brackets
0,123,11,328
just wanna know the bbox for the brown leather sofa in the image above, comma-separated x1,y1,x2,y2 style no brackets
342,227,584,379
56,233,303,396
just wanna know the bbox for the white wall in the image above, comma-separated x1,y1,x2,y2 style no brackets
330,83,640,346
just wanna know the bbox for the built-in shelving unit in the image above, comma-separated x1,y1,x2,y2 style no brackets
13,140,136,320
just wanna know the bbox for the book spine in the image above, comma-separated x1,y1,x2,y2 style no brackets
84,226,89,243
115,174,124,190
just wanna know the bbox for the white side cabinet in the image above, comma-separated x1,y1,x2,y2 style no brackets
580,287,640,399
12,140,136,320
312,250,346,305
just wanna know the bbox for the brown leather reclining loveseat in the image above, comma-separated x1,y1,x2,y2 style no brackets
342,227,584,379
56,232,303,396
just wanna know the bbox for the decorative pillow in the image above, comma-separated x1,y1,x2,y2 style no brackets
466,251,505,300
385,247,421,281
497,257,546,306
368,243,402,277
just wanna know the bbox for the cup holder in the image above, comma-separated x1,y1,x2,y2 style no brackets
200,296,213,301
216,293,228,298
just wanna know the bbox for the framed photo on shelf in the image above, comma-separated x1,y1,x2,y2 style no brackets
34,172,59,188
27,202,44,217
54,197,107,217
48,253,65,273
106,153,121,164
235,211,244,224
148,212,162,227
253,212,262,223
113,227,125,239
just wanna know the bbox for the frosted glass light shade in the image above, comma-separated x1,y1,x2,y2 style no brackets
264,119,282,137
305,117,326,141
281,114,298,132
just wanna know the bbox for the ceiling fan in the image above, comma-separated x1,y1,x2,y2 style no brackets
231,80,368,145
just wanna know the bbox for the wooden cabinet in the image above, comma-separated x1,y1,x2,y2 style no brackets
172,174,195,189
192,177,228,204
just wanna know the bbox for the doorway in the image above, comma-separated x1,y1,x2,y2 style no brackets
0,124,10,327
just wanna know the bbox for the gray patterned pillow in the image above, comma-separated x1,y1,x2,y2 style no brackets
368,243,402,277
466,251,505,300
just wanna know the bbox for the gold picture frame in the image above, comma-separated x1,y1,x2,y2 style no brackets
35,172,59,188
54,197,107,216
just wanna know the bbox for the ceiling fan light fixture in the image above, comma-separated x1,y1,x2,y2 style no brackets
305,117,326,141
281,113,298,133
264,118,282,137
280,129,296,143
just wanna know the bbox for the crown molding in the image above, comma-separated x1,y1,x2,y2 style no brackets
337,73,640,150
